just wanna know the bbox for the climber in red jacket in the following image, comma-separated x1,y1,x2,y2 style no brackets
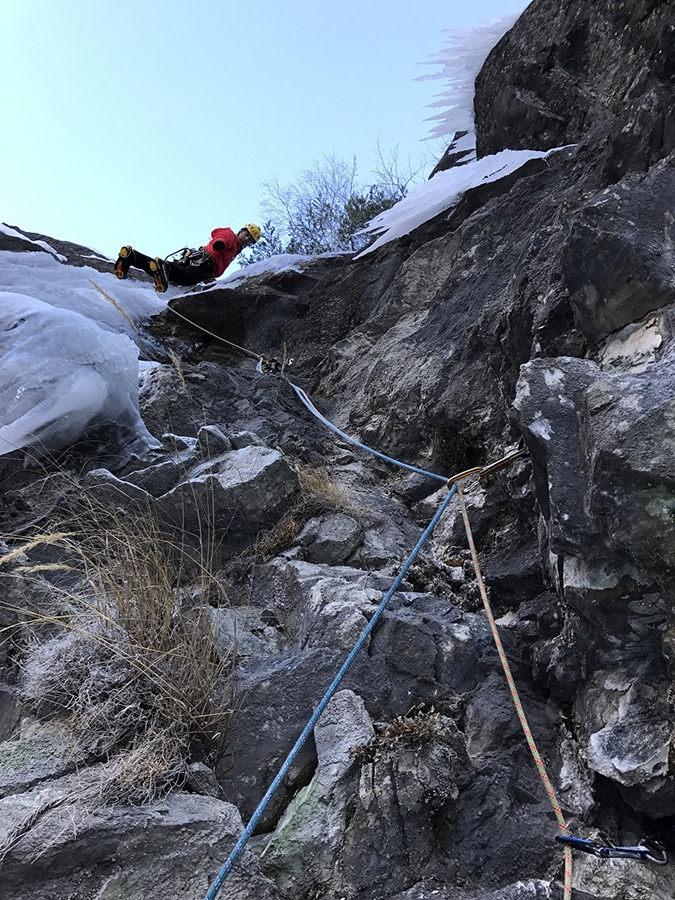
113,224,261,292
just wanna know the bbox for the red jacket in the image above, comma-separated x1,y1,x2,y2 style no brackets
203,227,241,277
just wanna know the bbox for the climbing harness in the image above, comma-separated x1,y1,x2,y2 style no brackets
555,835,668,865
166,247,211,268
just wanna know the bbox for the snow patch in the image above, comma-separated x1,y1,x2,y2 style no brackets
356,148,556,257
529,412,553,441
1,222,66,261
543,368,565,388
219,251,347,289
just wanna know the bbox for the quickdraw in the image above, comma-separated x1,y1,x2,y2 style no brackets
256,357,284,376
555,835,668,865
446,445,527,491
256,346,293,377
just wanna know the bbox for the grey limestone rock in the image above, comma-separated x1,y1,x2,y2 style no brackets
156,444,299,550
0,775,278,900
259,690,375,896
298,511,365,565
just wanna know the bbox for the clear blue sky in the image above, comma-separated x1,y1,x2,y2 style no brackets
1,0,528,260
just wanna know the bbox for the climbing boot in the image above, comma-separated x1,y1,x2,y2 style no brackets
149,257,169,293
114,245,132,279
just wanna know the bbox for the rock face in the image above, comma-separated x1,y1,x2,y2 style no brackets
3,3,675,900
0,779,278,900
474,0,675,178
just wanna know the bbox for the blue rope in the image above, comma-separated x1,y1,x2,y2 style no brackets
204,483,457,900
288,382,448,484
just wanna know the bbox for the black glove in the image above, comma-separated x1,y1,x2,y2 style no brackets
212,240,225,251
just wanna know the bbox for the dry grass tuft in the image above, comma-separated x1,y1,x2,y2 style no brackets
253,463,367,561
1,483,236,805
350,707,461,766
0,532,74,567
89,280,137,331
168,348,188,389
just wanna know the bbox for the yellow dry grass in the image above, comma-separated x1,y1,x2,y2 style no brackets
0,482,237,805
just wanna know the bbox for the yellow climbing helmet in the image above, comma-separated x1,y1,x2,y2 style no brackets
242,223,261,243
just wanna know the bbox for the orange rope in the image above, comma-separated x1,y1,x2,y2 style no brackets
458,486,573,899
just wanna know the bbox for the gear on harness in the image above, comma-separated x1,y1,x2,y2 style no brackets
167,247,214,268
555,834,668,865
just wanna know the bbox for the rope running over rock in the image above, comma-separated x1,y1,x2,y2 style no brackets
457,486,573,900
288,381,448,483
162,305,448,483
204,485,458,900
164,307,573,898
166,304,263,361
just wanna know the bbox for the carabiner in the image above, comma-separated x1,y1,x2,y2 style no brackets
555,835,668,865
256,356,283,376
446,446,528,493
